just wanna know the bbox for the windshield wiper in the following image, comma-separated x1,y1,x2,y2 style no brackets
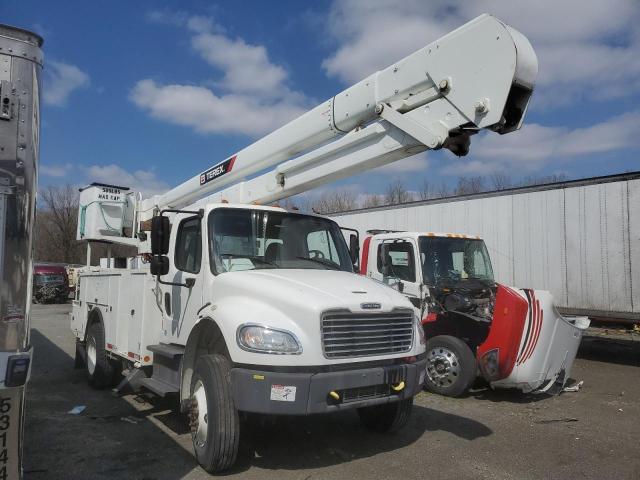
295,256,341,270
220,254,278,268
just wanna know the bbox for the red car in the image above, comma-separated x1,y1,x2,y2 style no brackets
32,264,69,303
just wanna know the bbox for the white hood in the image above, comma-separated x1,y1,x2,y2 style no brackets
213,269,412,314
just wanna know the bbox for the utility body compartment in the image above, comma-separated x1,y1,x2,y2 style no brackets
71,268,158,366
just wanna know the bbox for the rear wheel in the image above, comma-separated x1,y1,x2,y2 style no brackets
189,354,240,472
357,398,413,433
423,335,476,397
85,320,116,388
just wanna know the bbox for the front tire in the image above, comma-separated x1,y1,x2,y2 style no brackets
85,320,116,388
357,398,413,433
189,354,240,473
423,335,477,397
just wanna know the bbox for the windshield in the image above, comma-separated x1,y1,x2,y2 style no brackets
34,274,65,285
418,236,494,285
208,208,353,273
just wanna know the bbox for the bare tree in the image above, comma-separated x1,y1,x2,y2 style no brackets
309,189,358,214
384,180,414,205
489,172,512,190
454,176,486,195
520,173,568,186
418,179,435,200
35,185,84,263
434,181,450,198
361,194,383,209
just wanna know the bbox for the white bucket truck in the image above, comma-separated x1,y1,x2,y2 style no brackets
70,15,537,472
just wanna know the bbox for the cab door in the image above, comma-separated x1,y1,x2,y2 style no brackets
370,238,422,310
163,214,204,341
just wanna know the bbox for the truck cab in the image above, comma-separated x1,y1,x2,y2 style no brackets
72,203,427,472
360,231,589,397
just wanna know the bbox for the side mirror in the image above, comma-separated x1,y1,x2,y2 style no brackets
150,255,169,276
349,233,360,267
151,216,170,255
380,243,391,276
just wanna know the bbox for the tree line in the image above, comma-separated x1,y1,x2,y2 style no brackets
305,173,568,214
34,172,566,264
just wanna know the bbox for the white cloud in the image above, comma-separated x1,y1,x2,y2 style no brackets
130,80,306,137
43,61,90,107
84,164,170,197
134,12,308,137
322,0,640,108
442,111,640,175
40,163,72,178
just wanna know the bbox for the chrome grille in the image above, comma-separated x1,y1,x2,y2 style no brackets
321,309,414,358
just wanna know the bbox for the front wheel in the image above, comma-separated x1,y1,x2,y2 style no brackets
189,354,240,473
357,398,413,433
423,335,477,397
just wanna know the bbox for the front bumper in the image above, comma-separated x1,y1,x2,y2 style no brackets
231,358,427,415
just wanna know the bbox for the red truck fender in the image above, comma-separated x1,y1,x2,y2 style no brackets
476,284,528,381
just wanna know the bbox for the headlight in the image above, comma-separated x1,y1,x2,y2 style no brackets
237,325,302,354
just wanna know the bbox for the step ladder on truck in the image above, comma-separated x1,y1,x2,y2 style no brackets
0,25,43,480
70,14,538,472
358,231,590,397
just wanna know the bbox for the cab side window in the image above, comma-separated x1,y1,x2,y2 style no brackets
175,217,202,273
377,241,416,282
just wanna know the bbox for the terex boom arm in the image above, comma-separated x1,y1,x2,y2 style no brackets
139,14,536,216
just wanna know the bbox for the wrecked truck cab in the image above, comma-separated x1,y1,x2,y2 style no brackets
360,231,590,396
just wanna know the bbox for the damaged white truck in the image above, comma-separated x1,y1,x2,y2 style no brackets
358,231,590,397
70,15,537,472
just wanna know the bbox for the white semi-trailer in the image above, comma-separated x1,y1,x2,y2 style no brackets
0,25,43,480
70,15,537,472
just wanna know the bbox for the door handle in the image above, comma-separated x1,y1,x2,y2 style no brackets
164,292,171,316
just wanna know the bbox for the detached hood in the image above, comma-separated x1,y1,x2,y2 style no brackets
213,269,412,314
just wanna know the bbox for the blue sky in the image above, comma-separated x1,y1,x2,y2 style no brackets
3,0,640,202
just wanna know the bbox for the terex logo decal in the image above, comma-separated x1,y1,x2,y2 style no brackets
199,155,237,186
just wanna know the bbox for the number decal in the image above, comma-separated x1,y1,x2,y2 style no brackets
0,397,12,473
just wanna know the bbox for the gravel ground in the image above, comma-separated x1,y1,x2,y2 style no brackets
24,304,640,480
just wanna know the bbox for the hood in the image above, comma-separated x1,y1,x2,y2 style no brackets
213,269,413,314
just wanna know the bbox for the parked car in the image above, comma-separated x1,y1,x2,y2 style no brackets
33,264,70,304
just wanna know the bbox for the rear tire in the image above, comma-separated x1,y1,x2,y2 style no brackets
85,320,116,388
189,354,240,473
357,398,413,433
423,335,476,397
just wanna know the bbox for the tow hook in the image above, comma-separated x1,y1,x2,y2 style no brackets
391,381,405,392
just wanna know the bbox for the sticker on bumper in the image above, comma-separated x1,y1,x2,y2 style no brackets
270,384,296,402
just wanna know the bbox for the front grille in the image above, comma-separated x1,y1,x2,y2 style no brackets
342,384,390,403
321,309,414,358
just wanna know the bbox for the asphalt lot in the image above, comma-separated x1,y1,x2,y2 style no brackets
24,304,640,480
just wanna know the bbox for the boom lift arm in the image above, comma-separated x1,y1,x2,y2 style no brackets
79,14,537,250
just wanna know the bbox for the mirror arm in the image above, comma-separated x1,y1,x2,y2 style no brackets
156,276,196,288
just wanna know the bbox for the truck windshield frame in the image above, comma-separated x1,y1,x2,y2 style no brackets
208,208,354,274
418,236,494,285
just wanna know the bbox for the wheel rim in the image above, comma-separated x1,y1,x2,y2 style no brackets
192,380,208,447
87,337,97,376
426,346,460,388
